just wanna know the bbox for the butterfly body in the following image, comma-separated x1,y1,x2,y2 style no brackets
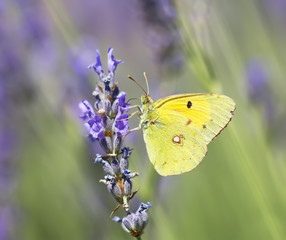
139,93,236,176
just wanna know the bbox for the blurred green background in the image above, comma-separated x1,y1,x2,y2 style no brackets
1,0,286,239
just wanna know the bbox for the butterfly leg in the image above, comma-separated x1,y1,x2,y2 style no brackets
122,126,141,143
128,104,140,109
127,126,141,134
115,111,139,123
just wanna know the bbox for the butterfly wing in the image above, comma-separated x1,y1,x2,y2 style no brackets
153,93,235,144
142,109,207,176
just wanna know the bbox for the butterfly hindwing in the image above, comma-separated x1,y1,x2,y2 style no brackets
154,93,236,144
142,109,207,176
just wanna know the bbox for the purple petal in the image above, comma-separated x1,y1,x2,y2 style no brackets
115,113,129,136
84,115,104,140
79,100,95,120
89,50,104,76
118,92,130,113
107,48,124,73
137,202,152,213
112,216,122,223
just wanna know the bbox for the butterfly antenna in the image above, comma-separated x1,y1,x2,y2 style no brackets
127,97,140,103
128,75,148,95
143,72,150,95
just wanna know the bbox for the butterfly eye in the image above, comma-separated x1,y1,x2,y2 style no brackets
187,101,192,108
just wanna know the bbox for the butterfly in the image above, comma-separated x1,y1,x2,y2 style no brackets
139,92,236,176
126,74,235,176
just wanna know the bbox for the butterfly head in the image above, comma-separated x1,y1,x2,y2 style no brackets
141,94,153,106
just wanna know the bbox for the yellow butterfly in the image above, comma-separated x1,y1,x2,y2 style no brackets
132,75,236,176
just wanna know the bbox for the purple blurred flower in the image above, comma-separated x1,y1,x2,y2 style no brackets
0,207,12,240
262,0,286,22
246,59,274,124
68,39,98,96
247,59,269,102
138,0,184,73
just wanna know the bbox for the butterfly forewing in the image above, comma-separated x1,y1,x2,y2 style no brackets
154,93,236,144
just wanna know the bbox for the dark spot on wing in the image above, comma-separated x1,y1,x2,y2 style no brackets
186,119,192,125
202,124,206,129
172,135,185,145
187,101,192,108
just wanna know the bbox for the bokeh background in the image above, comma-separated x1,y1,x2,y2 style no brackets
1,0,286,239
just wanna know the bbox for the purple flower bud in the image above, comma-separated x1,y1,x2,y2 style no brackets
123,178,133,196
111,159,121,176
139,211,149,229
102,114,113,132
113,135,123,154
111,99,119,117
94,155,115,175
122,214,133,231
107,182,123,203
99,138,112,154
103,163,115,176
104,99,111,115
120,157,129,172
122,147,132,159
108,48,124,73
132,215,143,232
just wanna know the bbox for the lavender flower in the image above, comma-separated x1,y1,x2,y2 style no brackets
79,48,151,238
79,49,130,150
113,202,152,238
